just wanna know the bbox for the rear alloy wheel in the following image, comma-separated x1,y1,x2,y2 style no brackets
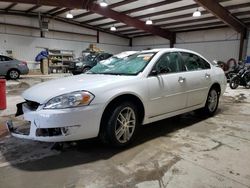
8,69,20,80
203,88,219,116
102,102,139,147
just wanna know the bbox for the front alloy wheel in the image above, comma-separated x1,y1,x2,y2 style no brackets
115,107,136,144
101,102,139,147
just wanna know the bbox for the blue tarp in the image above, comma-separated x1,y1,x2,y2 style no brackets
246,56,250,64
35,50,49,62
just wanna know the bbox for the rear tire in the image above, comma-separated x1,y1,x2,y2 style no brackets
100,102,139,147
229,76,239,89
199,88,219,117
7,69,20,80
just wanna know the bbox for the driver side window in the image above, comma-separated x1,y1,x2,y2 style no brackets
154,52,182,74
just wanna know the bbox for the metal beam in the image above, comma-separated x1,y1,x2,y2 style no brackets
0,22,97,37
0,0,173,40
45,7,62,14
95,4,199,28
84,0,181,24
25,5,40,12
74,0,138,20
51,8,71,16
193,0,246,33
123,0,181,14
73,11,92,20
121,9,250,33
114,2,250,30
172,17,250,32
88,3,174,40
5,2,17,11
96,1,248,29
0,9,130,39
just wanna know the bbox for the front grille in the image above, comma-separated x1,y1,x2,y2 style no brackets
25,100,40,111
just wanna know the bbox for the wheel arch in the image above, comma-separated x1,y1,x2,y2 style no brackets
99,93,145,134
210,82,221,96
7,68,20,79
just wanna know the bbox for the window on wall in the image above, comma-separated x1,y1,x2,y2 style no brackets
180,52,210,71
154,52,184,74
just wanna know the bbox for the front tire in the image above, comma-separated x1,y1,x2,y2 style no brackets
101,102,139,147
229,76,239,89
201,88,219,116
7,69,20,80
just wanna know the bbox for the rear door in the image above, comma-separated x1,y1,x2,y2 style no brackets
147,52,188,118
179,52,212,107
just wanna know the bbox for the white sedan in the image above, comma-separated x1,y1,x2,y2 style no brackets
7,48,227,147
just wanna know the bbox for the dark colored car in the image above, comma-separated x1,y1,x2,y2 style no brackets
0,55,29,79
69,52,112,75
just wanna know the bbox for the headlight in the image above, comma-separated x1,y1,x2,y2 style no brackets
44,91,94,109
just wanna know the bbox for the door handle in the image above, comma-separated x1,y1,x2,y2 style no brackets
178,76,186,83
205,73,210,78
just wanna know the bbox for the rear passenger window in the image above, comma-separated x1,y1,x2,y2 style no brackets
180,52,210,71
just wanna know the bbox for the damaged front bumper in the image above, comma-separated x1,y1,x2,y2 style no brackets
6,101,103,142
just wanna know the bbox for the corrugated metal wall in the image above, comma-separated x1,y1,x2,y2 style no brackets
132,28,246,63
0,15,130,69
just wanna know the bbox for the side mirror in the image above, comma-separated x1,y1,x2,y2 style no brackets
151,70,158,76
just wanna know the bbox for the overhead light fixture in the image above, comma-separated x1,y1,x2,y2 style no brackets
110,25,116,31
193,9,201,17
99,0,108,7
146,18,153,25
66,11,73,19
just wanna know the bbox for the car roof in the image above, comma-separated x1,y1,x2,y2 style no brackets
139,48,211,63
140,48,199,54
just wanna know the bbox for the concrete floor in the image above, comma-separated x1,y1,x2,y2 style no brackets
0,75,250,188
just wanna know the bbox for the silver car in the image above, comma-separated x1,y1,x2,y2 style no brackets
0,55,29,79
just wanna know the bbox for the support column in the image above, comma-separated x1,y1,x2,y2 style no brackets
129,38,133,47
97,30,99,43
239,29,247,61
170,33,176,48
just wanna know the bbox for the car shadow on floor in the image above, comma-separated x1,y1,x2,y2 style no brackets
2,111,213,171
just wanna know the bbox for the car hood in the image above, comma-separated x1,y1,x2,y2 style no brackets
22,74,135,104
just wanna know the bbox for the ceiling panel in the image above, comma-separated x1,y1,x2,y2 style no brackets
0,2,12,9
113,0,165,12
33,6,57,13
0,0,248,38
11,3,34,11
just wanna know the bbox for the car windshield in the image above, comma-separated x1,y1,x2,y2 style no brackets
88,52,155,75
100,56,120,65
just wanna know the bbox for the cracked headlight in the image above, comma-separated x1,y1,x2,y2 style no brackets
44,91,94,109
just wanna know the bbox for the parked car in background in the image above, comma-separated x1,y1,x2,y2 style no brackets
0,55,29,79
7,48,227,147
99,51,137,65
69,52,112,75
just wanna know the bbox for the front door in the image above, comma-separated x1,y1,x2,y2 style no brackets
147,52,187,118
